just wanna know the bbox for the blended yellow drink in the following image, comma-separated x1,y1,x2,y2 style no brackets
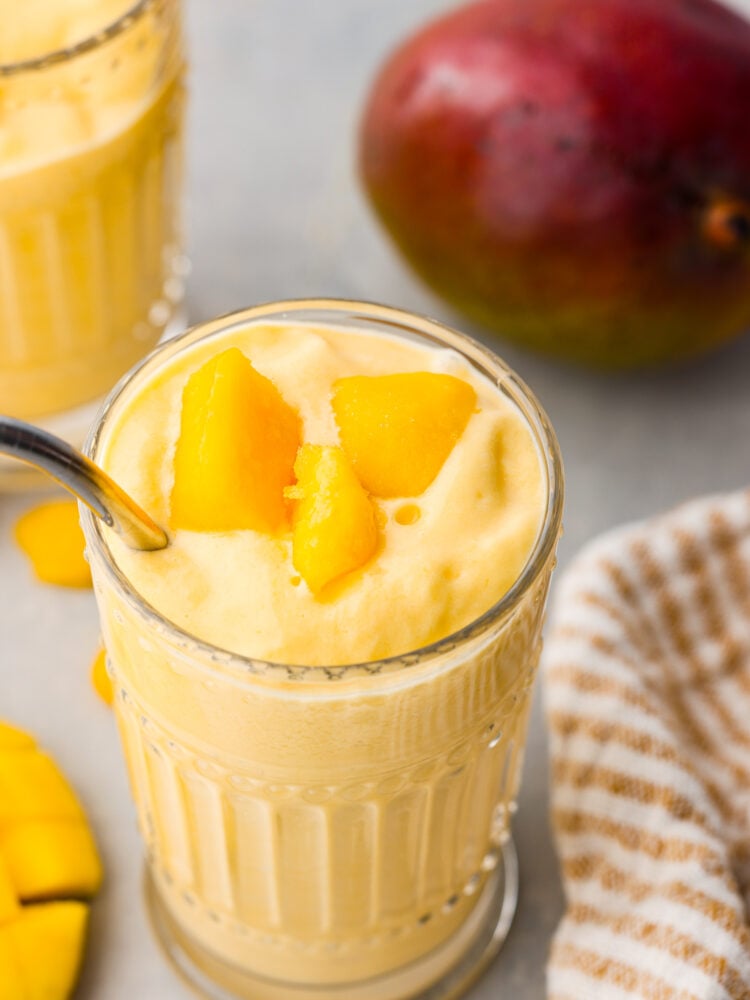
0,0,184,421
83,301,563,1000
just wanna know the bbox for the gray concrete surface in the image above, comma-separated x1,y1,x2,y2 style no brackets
2,1,750,997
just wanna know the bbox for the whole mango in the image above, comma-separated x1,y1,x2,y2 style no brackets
359,0,750,368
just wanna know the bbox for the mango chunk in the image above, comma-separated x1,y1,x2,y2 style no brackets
14,500,91,588
333,372,477,497
0,932,22,1000
0,753,83,826
171,347,301,534
0,856,19,926
8,901,89,1000
289,445,378,594
0,725,35,753
3,821,102,901
0,723,100,999
91,649,113,707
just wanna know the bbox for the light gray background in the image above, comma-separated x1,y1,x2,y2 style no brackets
2,1,750,996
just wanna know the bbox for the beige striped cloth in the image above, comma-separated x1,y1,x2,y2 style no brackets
543,488,750,1000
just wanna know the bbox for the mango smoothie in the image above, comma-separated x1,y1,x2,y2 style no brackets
0,0,185,421
82,301,563,999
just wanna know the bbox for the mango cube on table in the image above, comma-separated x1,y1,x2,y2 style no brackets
91,649,113,706
0,900,89,1000
13,501,91,589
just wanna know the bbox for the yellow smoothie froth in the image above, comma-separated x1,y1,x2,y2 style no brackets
101,322,545,666
0,0,156,171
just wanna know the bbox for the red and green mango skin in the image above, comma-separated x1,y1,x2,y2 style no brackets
359,0,750,368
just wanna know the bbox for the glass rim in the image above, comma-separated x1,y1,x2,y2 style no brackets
0,0,154,76
82,297,564,682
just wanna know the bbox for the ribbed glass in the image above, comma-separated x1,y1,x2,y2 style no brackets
0,0,185,419
83,300,564,997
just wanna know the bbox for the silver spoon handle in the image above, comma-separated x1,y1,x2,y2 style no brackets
0,416,168,551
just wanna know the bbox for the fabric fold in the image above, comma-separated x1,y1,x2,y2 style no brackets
543,488,750,999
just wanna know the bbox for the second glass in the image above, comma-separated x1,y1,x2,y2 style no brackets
0,0,186,428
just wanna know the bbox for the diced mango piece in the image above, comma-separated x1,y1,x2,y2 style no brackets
90,649,113,707
0,724,35,753
0,931,22,1000
9,901,89,1000
0,753,83,826
0,723,100,998
171,348,301,534
333,372,477,497
14,500,91,588
289,445,379,594
0,856,19,926
3,821,102,901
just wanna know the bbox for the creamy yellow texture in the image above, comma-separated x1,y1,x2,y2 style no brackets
0,0,183,419
101,322,545,665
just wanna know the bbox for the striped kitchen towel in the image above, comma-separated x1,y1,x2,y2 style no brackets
543,488,750,1000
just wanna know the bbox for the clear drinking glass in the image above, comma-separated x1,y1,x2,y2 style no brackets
82,300,564,1000
0,0,185,473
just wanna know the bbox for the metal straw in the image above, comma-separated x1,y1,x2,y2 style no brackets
0,416,168,551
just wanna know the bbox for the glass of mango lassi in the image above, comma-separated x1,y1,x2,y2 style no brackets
81,300,563,1000
0,0,185,482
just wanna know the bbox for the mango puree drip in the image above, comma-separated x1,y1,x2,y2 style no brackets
91,322,552,987
0,0,184,419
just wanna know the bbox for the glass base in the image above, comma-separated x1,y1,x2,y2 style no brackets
0,306,188,492
144,838,518,1000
